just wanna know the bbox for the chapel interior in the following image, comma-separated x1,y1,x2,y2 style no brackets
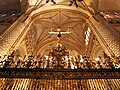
0,0,120,90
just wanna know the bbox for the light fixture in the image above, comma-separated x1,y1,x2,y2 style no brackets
69,0,83,7
46,0,56,4
69,0,93,14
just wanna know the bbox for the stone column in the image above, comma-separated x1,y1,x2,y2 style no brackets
0,13,32,58
24,29,36,56
88,14,120,57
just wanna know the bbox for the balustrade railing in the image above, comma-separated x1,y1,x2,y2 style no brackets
0,54,119,69
0,54,119,79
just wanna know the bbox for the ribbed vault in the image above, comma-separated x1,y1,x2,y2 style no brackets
29,9,89,56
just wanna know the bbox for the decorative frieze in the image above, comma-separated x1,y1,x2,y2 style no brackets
0,68,119,79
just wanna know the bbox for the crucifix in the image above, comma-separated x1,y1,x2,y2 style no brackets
48,28,70,69
49,28,71,44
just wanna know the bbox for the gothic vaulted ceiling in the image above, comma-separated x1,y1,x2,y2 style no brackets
0,0,120,56
21,0,93,56
31,9,89,56
18,0,120,56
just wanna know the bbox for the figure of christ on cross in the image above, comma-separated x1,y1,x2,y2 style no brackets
48,28,71,44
